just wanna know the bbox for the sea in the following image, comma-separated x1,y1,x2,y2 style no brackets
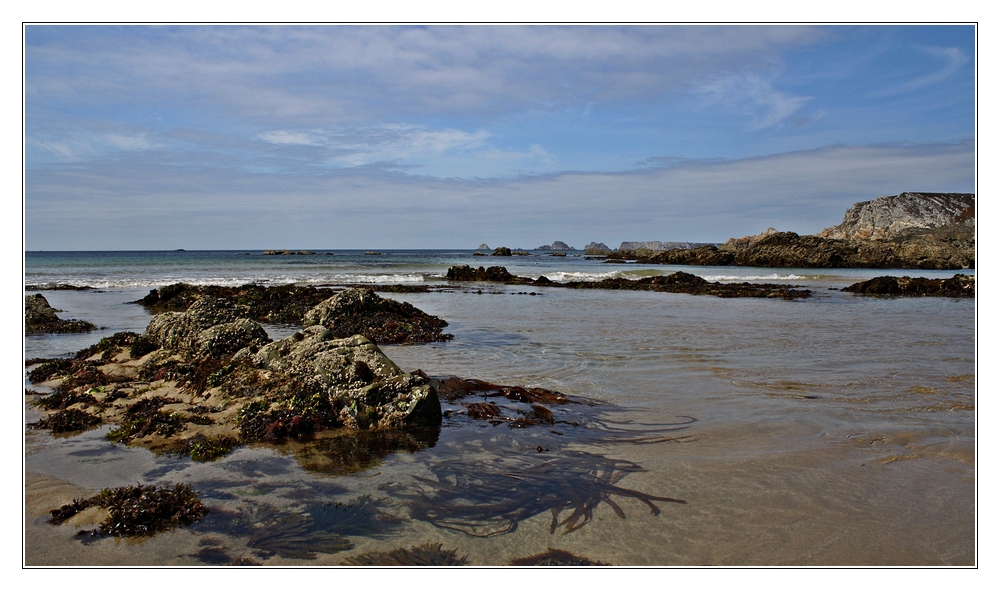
23,250,976,566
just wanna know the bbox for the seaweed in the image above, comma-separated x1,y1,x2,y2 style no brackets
380,449,685,537
74,331,155,361
106,397,184,443
183,435,241,461
201,496,402,560
509,548,611,566
32,388,99,411
49,483,208,537
27,359,75,383
341,543,469,566
28,408,102,433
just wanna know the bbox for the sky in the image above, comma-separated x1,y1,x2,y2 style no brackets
23,25,976,250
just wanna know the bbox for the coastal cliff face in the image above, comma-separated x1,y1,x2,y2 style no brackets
819,192,975,240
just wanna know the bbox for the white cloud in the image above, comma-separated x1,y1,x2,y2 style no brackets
874,46,969,97
25,141,973,250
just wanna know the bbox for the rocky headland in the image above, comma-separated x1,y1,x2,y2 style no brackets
445,265,810,299
25,294,97,334
607,192,975,270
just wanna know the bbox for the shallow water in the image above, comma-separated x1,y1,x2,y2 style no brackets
23,251,975,565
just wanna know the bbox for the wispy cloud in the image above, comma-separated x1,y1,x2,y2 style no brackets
874,46,969,97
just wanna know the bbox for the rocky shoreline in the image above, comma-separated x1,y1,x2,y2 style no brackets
604,231,974,270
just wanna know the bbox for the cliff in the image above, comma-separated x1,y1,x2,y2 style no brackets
819,192,974,240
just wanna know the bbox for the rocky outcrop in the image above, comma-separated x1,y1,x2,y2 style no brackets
134,283,338,324
724,227,779,249
820,192,974,241
842,274,974,297
446,265,519,283
445,265,809,299
583,242,612,253
492,247,512,256
301,288,453,344
618,241,712,251
25,294,97,334
477,243,490,250
611,230,974,270
143,297,268,355
249,329,441,429
262,249,317,255
537,241,575,251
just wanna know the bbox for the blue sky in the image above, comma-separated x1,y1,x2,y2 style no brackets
24,25,975,250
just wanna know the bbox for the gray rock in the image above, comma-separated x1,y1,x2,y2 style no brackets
820,192,975,240
583,242,612,252
618,241,711,251
537,241,575,250
144,297,267,354
252,328,441,428
478,243,490,250
25,294,97,334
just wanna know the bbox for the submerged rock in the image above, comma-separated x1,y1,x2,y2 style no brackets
842,274,974,297
301,288,453,344
24,294,97,334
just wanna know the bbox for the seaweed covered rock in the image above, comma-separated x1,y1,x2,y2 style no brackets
842,274,975,297
24,294,97,334
301,288,452,344
143,297,269,355
134,283,338,324
249,328,442,429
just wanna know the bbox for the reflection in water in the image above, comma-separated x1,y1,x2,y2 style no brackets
286,426,440,475
380,447,686,537
195,495,404,560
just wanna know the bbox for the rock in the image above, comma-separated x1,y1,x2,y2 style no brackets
24,294,97,334
445,266,809,299
301,288,452,344
550,252,566,257
820,192,975,241
446,265,520,283
724,228,779,249
134,283,338,324
617,241,712,251
842,274,974,297
537,241,574,250
364,251,381,256
583,242,612,253
144,297,268,354
478,243,490,250
491,247,512,256
252,328,441,429
262,249,317,255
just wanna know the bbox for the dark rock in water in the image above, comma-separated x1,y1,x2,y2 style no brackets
472,251,487,256
445,266,809,299
509,548,611,566
262,249,316,255
301,288,453,344
583,242,612,254
25,294,97,334
133,283,338,324
24,283,94,291
842,274,974,297
492,246,512,256
341,543,469,566
364,251,381,256
446,265,520,283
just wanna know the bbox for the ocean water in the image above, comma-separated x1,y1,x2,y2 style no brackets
23,250,975,566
